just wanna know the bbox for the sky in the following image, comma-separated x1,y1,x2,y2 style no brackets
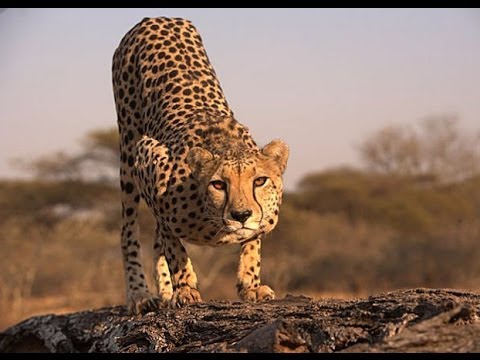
0,8,479,190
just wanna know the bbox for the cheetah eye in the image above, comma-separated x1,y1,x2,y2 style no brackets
254,177,268,187
210,180,226,191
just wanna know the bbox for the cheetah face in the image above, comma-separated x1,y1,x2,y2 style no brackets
187,140,289,244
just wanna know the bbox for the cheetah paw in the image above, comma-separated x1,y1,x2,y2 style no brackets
170,286,202,308
127,291,163,315
239,284,275,302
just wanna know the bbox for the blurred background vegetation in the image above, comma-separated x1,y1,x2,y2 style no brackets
1,114,480,330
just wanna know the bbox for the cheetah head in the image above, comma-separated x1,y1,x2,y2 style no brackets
186,140,289,244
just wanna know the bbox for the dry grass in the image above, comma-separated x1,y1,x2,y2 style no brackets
0,216,256,330
0,212,364,330
2,176,480,331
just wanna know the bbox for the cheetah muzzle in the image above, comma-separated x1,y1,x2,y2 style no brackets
112,16,289,314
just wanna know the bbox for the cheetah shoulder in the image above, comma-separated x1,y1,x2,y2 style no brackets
134,136,172,201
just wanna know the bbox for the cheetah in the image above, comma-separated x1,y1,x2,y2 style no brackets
112,17,289,314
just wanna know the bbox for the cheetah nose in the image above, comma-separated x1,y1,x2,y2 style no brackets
230,209,252,223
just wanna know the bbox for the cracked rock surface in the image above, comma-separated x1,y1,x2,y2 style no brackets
1,288,479,352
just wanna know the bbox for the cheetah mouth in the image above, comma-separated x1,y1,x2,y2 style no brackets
216,222,266,243
235,228,255,236
233,227,265,242
224,223,259,233
212,225,265,245
240,231,265,243
221,226,249,236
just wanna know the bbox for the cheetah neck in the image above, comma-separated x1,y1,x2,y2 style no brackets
191,110,258,155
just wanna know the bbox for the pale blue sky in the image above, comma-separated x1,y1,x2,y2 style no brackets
1,8,479,190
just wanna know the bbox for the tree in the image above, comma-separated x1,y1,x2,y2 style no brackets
15,128,119,183
421,116,480,183
358,115,480,183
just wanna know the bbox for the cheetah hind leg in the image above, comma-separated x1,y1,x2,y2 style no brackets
164,240,203,308
153,223,202,308
154,253,174,307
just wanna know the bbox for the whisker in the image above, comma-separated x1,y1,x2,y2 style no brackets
211,225,227,239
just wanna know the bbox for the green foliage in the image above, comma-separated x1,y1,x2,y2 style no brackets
0,180,118,221
292,167,480,236
2,165,480,306
82,128,119,155
16,127,120,182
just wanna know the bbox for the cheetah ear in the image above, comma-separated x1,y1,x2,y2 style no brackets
186,147,216,177
261,139,289,175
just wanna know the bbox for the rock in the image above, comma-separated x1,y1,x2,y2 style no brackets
1,288,479,353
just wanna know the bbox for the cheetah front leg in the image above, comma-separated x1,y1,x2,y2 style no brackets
120,191,162,315
163,236,202,308
129,135,172,313
237,236,275,302
153,224,173,307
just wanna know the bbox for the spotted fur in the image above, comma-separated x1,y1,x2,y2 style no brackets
112,16,289,314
